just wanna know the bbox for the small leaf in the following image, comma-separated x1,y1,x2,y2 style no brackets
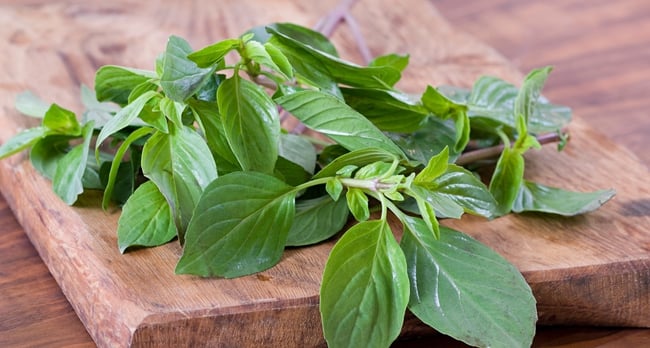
176,172,295,278
285,195,349,246
15,91,49,118
369,53,409,72
415,146,449,183
29,135,75,179
429,164,498,219
244,40,289,79
94,65,157,105
0,126,48,159
95,90,158,153
513,181,615,216
421,86,469,153
217,75,280,173
515,66,552,125
52,122,94,204
43,104,81,136
346,188,370,222
118,181,176,253
188,38,240,68
159,96,185,128
320,219,409,348
276,90,405,158
326,177,344,201
264,42,293,79
489,147,525,216
161,36,216,102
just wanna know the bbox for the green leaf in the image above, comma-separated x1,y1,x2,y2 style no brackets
267,23,339,56
187,38,240,68
102,127,153,209
341,87,428,132
15,91,49,118
285,195,349,246
415,146,449,183
0,126,48,159
325,177,344,201
278,133,316,174
29,135,75,179
52,122,94,204
401,220,536,348
276,90,405,158
94,65,157,105
43,104,81,136
515,66,552,124
80,85,121,128
513,181,615,216
244,40,289,79
141,125,217,238
117,181,176,253
406,185,464,219
421,86,469,153
315,147,398,179
217,75,280,173
346,187,370,222
95,90,158,153
268,26,400,89
264,42,293,79
320,219,409,348
160,36,217,102
159,96,185,128
388,117,460,165
489,147,525,216
176,172,295,278
428,164,498,219
369,53,409,73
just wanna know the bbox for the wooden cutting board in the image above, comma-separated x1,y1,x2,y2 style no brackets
0,0,649,346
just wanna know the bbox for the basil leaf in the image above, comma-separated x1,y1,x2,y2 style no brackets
315,147,398,179
176,172,295,278
513,180,616,216
43,104,81,136
159,96,185,128
388,117,460,164
141,125,217,238
264,42,293,79
320,219,409,348
369,53,409,72
415,146,449,183
285,195,349,246
421,86,469,153
15,91,49,118
117,181,176,253
80,85,120,128
276,90,405,158
267,23,339,56
29,135,75,179
0,126,48,159
268,26,400,89
401,220,536,348
244,40,290,80
346,187,369,222
187,99,240,174
160,36,216,102
187,38,240,68
430,164,498,219
94,65,157,105
489,147,524,216
52,122,94,204
515,66,552,124
217,75,280,173
95,90,158,153
341,87,428,132
278,133,316,174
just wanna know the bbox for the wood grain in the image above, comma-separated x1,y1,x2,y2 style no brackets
0,0,649,347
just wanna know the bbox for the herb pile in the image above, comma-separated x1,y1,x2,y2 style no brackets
0,23,615,347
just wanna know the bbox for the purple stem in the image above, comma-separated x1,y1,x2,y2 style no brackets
455,131,565,166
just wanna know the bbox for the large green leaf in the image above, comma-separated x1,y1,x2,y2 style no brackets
217,75,280,173
489,147,524,216
513,180,615,216
160,36,216,102
341,87,428,132
276,90,405,158
95,90,158,152
320,219,409,348
94,65,157,105
428,164,498,219
117,181,176,253
401,219,537,348
267,23,339,56
176,172,296,278
141,125,217,237
52,122,94,205
285,195,349,246
268,26,400,89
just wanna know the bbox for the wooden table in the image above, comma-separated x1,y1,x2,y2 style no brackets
1,0,648,347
